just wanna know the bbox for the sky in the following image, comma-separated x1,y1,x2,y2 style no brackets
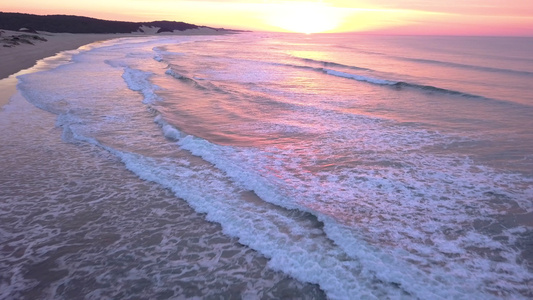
2,0,533,36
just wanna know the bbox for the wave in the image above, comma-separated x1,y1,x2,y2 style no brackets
271,61,380,82
391,81,485,98
315,67,487,99
323,68,511,100
313,46,533,77
121,67,163,104
323,69,398,86
289,55,533,103
394,56,533,77
297,57,371,72
165,68,207,90
152,50,225,94
277,58,488,99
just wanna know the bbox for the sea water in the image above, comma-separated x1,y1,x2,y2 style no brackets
1,33,532,299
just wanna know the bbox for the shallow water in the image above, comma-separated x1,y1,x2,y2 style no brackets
1,33,532,298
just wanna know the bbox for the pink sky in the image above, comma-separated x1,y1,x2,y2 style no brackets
2,0,533,35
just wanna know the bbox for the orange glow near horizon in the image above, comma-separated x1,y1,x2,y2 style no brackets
1,0,533,36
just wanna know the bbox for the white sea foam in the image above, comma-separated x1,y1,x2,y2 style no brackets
161,120,528,298
122,67,161,104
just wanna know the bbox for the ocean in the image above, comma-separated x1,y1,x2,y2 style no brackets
1,32,532,299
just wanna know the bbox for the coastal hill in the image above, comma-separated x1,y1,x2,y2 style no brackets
0,12,228,34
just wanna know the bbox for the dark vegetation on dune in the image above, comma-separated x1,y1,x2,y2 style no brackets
0,12,203,33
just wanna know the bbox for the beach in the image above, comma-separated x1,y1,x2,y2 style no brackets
1,31,532,298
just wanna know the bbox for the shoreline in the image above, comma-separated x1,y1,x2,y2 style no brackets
0,28,233,107
0,31,132,107
0,31,134,80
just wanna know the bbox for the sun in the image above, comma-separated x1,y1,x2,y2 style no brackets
267,1,345,34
